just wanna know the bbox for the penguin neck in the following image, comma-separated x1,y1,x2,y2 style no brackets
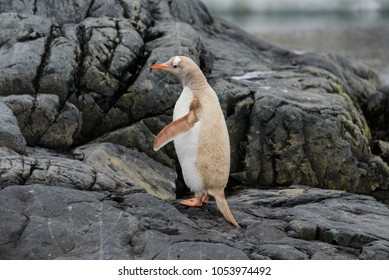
182,70,208,91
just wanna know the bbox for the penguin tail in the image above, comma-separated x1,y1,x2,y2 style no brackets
212,191,240,228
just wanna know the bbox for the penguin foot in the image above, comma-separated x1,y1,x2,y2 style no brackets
201,195,209,203
180,197,203,207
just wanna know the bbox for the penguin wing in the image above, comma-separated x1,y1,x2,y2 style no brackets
153,110,197,151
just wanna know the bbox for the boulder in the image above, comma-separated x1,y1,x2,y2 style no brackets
75,142,176,200
0,102,26,154
2,94,80,149
0,13,51,95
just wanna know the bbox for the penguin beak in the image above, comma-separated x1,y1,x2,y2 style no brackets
150,64,170,70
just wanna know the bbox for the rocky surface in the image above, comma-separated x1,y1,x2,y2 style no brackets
1,183,388,260
0,0,388,259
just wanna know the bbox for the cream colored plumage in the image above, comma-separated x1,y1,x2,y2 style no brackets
151,56,240,227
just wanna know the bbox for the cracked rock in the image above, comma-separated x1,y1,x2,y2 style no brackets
0,102,26,154
7,94,81,149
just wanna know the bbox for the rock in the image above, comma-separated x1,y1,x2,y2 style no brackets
39,26,79,104
155,242,248,260
232,187,389,259
78,17,144,100
0,102,26,154
286,220,317,241
232,77,384,194
75,143,177,200
0,13,52,95
0,146,97,190
359,240,389,260
0,184,138,259
255,244,309,260
1,180,389,260
0,143,174,197
0,0,388,260
2,94,81,149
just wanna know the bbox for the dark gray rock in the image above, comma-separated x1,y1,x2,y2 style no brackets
2,94,81,149
78,17,144,99
0,184,138,259
0,179,389,260
0,102,26,154
230,187,389,259
0,13,52,95
39,26,79,104
0,146,97,190
0,0,388,260
228,74,386,195
155,242,248,260
0,143,174,198
94,117,176,168
359,240,389,260
0,0,152,34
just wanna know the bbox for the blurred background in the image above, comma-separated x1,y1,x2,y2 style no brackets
202,0,389,84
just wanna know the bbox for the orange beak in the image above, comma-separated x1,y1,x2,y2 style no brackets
150,64,170,70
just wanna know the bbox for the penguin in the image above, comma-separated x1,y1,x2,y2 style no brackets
150,55,240,227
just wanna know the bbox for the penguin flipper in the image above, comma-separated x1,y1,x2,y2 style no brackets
153,110,197,151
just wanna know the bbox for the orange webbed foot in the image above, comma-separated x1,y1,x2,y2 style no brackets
180,197,203,207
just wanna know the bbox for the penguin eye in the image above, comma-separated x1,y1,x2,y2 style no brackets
173,64,178,68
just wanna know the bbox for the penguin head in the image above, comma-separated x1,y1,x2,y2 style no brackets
150,56,202,86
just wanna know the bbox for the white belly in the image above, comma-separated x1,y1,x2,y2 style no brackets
173,87,204,195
